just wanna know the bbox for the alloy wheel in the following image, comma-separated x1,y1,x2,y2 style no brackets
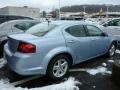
109,45,116,56
52,59,68,78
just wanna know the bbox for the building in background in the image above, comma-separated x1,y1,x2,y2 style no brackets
0,6,40,19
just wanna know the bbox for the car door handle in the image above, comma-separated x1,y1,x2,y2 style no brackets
68,40,75,43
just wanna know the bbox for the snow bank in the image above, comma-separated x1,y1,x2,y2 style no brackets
0,58,7,68
115,49,120,54
0,79,15,90
86,66,111,75
32,77,80,90
0,77,80,90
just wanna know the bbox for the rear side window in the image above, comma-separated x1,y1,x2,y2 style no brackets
14,22,38,31
66,25,87,37
26,23,57,37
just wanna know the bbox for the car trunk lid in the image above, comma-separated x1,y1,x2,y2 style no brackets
8,33,38,53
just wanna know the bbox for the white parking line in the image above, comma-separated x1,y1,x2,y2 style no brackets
11,68,86,86
11,75,41,86
69,68,86,72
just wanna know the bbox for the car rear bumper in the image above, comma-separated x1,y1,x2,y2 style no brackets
4,44,46,76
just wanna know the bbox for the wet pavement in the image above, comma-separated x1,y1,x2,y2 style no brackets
0,53,120,90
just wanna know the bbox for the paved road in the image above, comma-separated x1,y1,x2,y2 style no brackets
0,53,120,90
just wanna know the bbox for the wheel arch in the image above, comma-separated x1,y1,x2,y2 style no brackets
112,40,118,48
46,52,73,73
49,52,73,66
0,39,7,45
0,38,8,58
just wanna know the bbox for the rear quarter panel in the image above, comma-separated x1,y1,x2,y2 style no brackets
28,27,71,74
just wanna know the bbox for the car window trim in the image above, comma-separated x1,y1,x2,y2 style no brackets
65,25,88,37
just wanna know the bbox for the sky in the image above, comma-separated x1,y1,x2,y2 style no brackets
0,0,120,11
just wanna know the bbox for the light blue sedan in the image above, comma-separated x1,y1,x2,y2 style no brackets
4,21,117,80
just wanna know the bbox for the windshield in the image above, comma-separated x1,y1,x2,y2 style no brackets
26,23,57,36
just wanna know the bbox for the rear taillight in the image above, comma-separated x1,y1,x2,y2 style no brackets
17,42,36,53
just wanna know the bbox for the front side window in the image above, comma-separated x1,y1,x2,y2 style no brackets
66,25,87,37
86,25,103,36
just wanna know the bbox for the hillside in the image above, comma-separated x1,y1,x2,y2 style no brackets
61,5,120,13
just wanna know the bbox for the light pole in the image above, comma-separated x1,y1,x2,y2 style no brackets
58,0,61,20
106,4,111,18
106,5,109,18
83,6,86,17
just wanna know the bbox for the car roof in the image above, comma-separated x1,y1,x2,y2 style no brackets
5,19,41,23
0,19,40,26
42,20,97,26
0,19,41,28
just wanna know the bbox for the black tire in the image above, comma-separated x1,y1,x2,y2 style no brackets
0,41,7,58
47,55,70,80
106,43,116,57
111,60,120,86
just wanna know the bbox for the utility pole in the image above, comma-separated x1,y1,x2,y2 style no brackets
83,6,86,17
58,0,61,20
106,4,111,18
106,5,109,18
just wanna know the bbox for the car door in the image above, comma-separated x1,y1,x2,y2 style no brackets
63,25,91,63
86,25,110,56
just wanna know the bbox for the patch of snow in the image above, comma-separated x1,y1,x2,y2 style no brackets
86,66,111,75
115,49,120,54
34,77,80,90
92,86,96,88
0,58,7,68
105,71,112,74
108,60,114,63
0,77,80,90
0,79,15,90
102,63,107,67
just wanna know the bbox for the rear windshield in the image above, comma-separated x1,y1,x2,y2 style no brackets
26,23,57,36
14,22,39,31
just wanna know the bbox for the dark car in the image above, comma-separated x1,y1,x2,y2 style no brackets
0,15,33,24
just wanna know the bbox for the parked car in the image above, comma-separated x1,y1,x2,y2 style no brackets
0,20,40,58
102,19,120,30
4,20,117,80
102,19,120,47
0,15,33,24
102,18,120,27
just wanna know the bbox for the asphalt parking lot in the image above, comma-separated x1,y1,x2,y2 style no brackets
0,52,120,90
